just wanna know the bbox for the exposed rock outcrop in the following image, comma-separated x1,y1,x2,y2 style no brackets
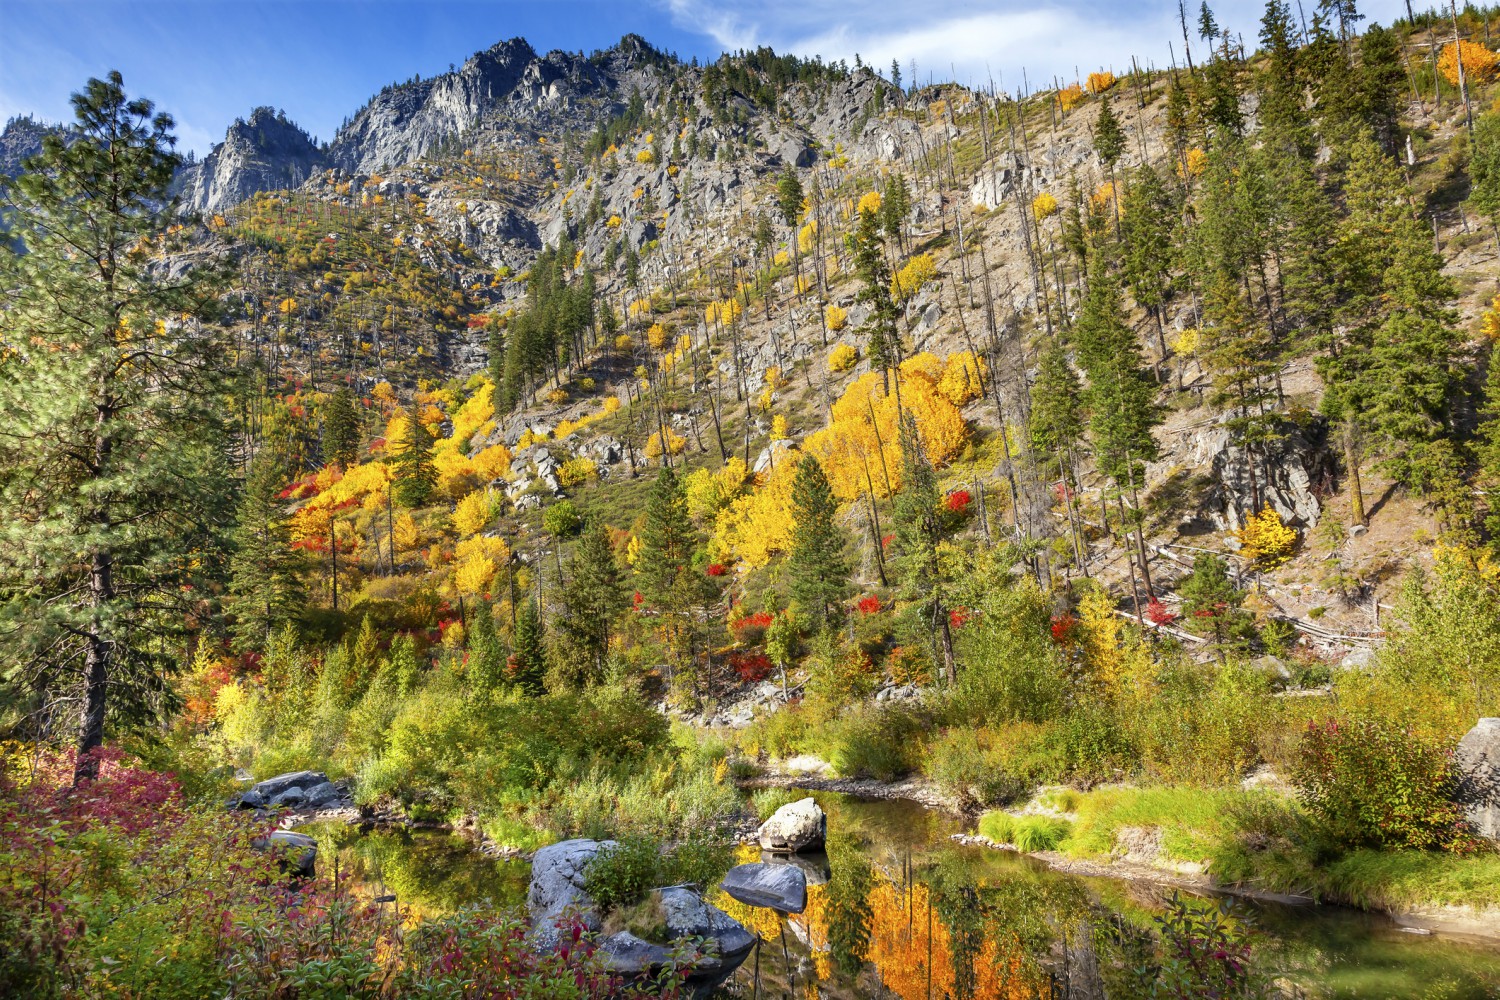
1458,718,1500,841
178,107,326,214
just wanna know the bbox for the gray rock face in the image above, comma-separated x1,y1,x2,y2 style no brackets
303,781,341,807
1180,415,1332,530
1457,719,1500,841
720,862,807,914
525,839,753,996
252,769,328,801
758,797,826,854
528,838,612,944
253,829,318,879
178,107,326,214
270,786,305,807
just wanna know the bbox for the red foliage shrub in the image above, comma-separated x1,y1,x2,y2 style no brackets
1050,612,1078,644
948,606,973,630
731,611,774,646
945,489,972,513
728,651,774,682
857,594,884,614
1145,598,1178,626
706,563,727,577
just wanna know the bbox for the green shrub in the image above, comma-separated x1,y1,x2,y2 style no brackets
583,835,664,911
977,810,1016,843
822,703,929,780
581,835,733,912
925,727,1033,807
1013,815,1072,852
1290,719,1471,852
1053,709,1138,784
739,701,812,759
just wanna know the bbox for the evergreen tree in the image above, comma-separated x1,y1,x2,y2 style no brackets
1197,1,1219,40
1029,340,1085,460
1119,164,1179,362
227,450,306,652
849,206,900,380
468,599,505,696
1359,23,1406,153
1321,135,1465,518
788,456,851,631
1257,0,1312,158
1470,108,1500,247
509,596,546,696
1179,552,1250,653
1093,94,1126,171
881,173,911,251
559,517,627,681
393,403,437,507
0,74,238,781
776,166,804,228
892,414,956,681
387,632,422,696
323,385,361,469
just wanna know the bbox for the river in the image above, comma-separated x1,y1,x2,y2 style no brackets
306,790,1500,998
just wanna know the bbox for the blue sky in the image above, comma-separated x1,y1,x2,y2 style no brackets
1,0,1408,156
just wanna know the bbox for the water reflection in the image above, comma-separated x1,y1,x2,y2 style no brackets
309,794,1500,998
712,792,1500,1000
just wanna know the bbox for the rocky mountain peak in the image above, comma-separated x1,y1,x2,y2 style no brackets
177,106,325,215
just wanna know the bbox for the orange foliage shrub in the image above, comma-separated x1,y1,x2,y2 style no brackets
1438,40,1498,86
1086,71,1116,94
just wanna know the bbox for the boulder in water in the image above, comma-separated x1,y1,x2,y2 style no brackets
758,797,826,854
720,862,807,913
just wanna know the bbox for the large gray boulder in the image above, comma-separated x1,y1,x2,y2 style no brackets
757,797,826,854
1457,718,1500,841
253,829,318,879
720,862,807,914
251,770,327,801
525,839,754,996
527,838,612,944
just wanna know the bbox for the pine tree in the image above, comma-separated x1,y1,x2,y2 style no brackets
559,517,627,680
509,596,546,696
1029,340,1085,460
323,385,361,469
1119,164,1179,363
881,173,911,251
227,450,306,652
393,403,437,507
468,599,506,696
849,206,900,381
1321,135,1464,517
1359,23,1407,153
776,166,804,228
1093,94,1126,171
0,74,238,781
1198,1,1219,41
891,413,956,681
1470,107,1500,247
788,455,852,631
387,632,422,695
1179,552,1250,654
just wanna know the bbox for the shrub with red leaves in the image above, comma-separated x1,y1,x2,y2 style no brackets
731,611,774,646
1050,612,1078,644
706,563,727,577
1145,598,1178,626
857,594,883,615
948,606,973,630
728,651,774,682
945,489,972,513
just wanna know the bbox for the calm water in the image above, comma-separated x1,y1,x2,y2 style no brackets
305,792,1500,998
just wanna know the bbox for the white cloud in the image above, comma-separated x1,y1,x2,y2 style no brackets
658,0,1409,93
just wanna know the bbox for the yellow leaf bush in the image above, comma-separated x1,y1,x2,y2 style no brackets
1086,71,1116,94
828,343,858,373
891,253,937,302
643,427,687,459
857,190,883,215
1032,192,1059,221
1234,507,1298,569
825,304,849,331
712,455,801,568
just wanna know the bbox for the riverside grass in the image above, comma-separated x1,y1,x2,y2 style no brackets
978,785,1500,913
